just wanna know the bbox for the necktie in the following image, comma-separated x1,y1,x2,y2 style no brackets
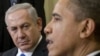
20,53,25,56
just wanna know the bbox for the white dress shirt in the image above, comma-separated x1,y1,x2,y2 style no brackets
87,50,100,56
16,35,42,56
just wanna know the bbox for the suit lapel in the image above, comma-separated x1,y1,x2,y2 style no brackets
3,47,18,56
32,37,48,56
11,47,18,56
95,53,100,56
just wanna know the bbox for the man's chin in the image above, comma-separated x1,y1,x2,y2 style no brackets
48,51,58,56
19,46,32,52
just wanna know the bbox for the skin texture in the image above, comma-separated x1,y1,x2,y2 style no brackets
44,0,99,56
44,0,82,56
6,9,42,52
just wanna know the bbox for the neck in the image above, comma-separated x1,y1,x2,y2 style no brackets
66,39,100,56
73,39,100,56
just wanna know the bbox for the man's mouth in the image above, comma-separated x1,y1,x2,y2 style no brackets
18,40,29,45
46,39,53,45
46,39,53,49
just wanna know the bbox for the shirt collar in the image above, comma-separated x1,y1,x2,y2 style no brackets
87,50,100,56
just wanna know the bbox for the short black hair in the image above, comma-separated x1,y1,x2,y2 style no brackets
70,0,100,42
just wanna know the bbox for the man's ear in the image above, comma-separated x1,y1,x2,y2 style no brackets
37,17,42,31
80,18,95,39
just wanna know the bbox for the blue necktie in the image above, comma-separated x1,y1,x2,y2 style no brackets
20,53,25,56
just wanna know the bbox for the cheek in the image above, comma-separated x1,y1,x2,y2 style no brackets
53,23,79,50
52,27,68,50
50,35,69,56
11,35,18,46
54,32,69,47
26,27,36,37
26,28,39,42
10,33,20,47
10,32,17,42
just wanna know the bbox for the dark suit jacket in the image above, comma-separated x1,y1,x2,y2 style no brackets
2,37,48,56
95,53,100,56
0,53,3,56
0,0,46,52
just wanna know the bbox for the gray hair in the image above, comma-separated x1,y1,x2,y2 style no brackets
5,3,38,24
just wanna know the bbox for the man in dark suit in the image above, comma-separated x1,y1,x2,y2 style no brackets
44,0,100,56
0,0,46,52
2,3,48,56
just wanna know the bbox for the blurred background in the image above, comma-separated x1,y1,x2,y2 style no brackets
45,0,57,23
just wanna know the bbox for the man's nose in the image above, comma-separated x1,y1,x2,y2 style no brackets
44,24,52,35
17,29,25,39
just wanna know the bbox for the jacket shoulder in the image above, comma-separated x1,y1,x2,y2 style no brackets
2,47,17,56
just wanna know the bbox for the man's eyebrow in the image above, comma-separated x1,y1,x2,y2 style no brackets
52,13,61,17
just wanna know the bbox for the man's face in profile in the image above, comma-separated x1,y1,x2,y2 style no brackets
44,0,82,56
6,9,42,52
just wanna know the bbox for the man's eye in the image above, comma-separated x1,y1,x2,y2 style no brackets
52,13,61,21
23,24,30,29
24,25,28,27
11,27,17,31
53,17,61,22
54,17,60,21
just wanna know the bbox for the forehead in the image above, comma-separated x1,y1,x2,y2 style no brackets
8,9,33,22
58,0,70,6
53,0,72,15
7,9,33,26
55,0,78,10
53,0,71,12
53,0,79,17
52,0,78,23
8,9,30,20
